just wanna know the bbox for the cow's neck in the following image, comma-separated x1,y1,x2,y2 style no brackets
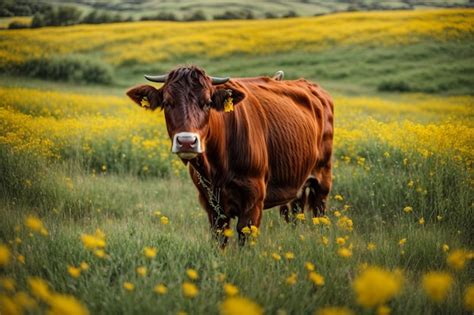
190,111,228,188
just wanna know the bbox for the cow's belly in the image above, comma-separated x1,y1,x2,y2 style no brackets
263,109,319,209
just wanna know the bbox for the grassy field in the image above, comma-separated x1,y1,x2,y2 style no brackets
1,8,473,315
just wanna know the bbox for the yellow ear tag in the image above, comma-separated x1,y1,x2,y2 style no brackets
223,97,234,112
140,96,150,108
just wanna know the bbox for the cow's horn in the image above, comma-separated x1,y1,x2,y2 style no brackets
211,76,230,85
144,74,168,82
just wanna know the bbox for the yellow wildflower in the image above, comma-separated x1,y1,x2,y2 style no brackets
241,227,251,234
186,268,199,280
0,244,11,267
334,211,341,217
407,180,414,188
136,266,147,277
284,252,295,260
422,271,453,303
160,216,169,225
224,283,239,296
13,292,37,311
336,237,346,246
398,238,407,246
182,282,198,298
224,229,234,238
337,248,352,258
437,215,443,221
316,306,354,315
17,255,25,264
250,225,259,237
25,215,48,235
67,266,81,278
271,253,281,261
442,244,449,252
48,294,89,315
353,266,403,308
319,217,331,226
337,216,353,232
220,296,263,315
367,243,376,251
321,236,329,246
123,282,134,291
447,249,468,270
334,194,344,201
28,277,52,301
305,262,315,271
0,277,15,291
0,295,21,315
80,233,105,250
376,305,391,315
80,262,89,270
153,210,161,217
94,250,106,258
217,273,226,282
418,217,425,225
403,206,413,213
286,273,298,286
309,272,325,286
312,218,320,225
296,213,305,221
153,284,168,295
144,246,158,258
464,284,474,311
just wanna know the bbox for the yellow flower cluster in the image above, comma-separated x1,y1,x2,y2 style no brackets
0,10,472,67
353,266,403,308
80,229,106,258
27,277,89,314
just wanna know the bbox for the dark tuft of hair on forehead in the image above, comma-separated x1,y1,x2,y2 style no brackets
166,65,212,91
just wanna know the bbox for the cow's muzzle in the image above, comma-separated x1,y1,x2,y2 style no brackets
172,132,202,160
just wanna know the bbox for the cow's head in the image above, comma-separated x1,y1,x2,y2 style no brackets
127,66,246,160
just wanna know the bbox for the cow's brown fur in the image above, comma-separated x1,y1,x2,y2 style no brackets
127,66,334,246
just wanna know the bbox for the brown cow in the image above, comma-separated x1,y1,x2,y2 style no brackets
127,65,334,246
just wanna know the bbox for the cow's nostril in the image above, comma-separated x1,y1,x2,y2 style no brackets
177,135,197,146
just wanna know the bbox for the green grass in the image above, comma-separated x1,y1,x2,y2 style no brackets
0,132,472,314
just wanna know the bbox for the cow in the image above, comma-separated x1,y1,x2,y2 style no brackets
127,65,334,246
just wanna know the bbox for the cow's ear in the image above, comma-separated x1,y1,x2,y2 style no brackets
126,85,163,111
211,87,246,112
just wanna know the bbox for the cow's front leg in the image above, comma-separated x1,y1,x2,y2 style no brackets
235,178,265,246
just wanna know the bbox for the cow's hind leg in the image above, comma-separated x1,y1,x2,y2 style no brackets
279,192,307,223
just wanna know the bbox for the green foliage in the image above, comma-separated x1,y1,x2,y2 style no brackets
213,10,255,20
7,20,29,29
7,56,113,84
140,12,178,21
31,5,82,28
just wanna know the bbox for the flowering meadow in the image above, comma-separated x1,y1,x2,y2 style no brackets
1,8,474,315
